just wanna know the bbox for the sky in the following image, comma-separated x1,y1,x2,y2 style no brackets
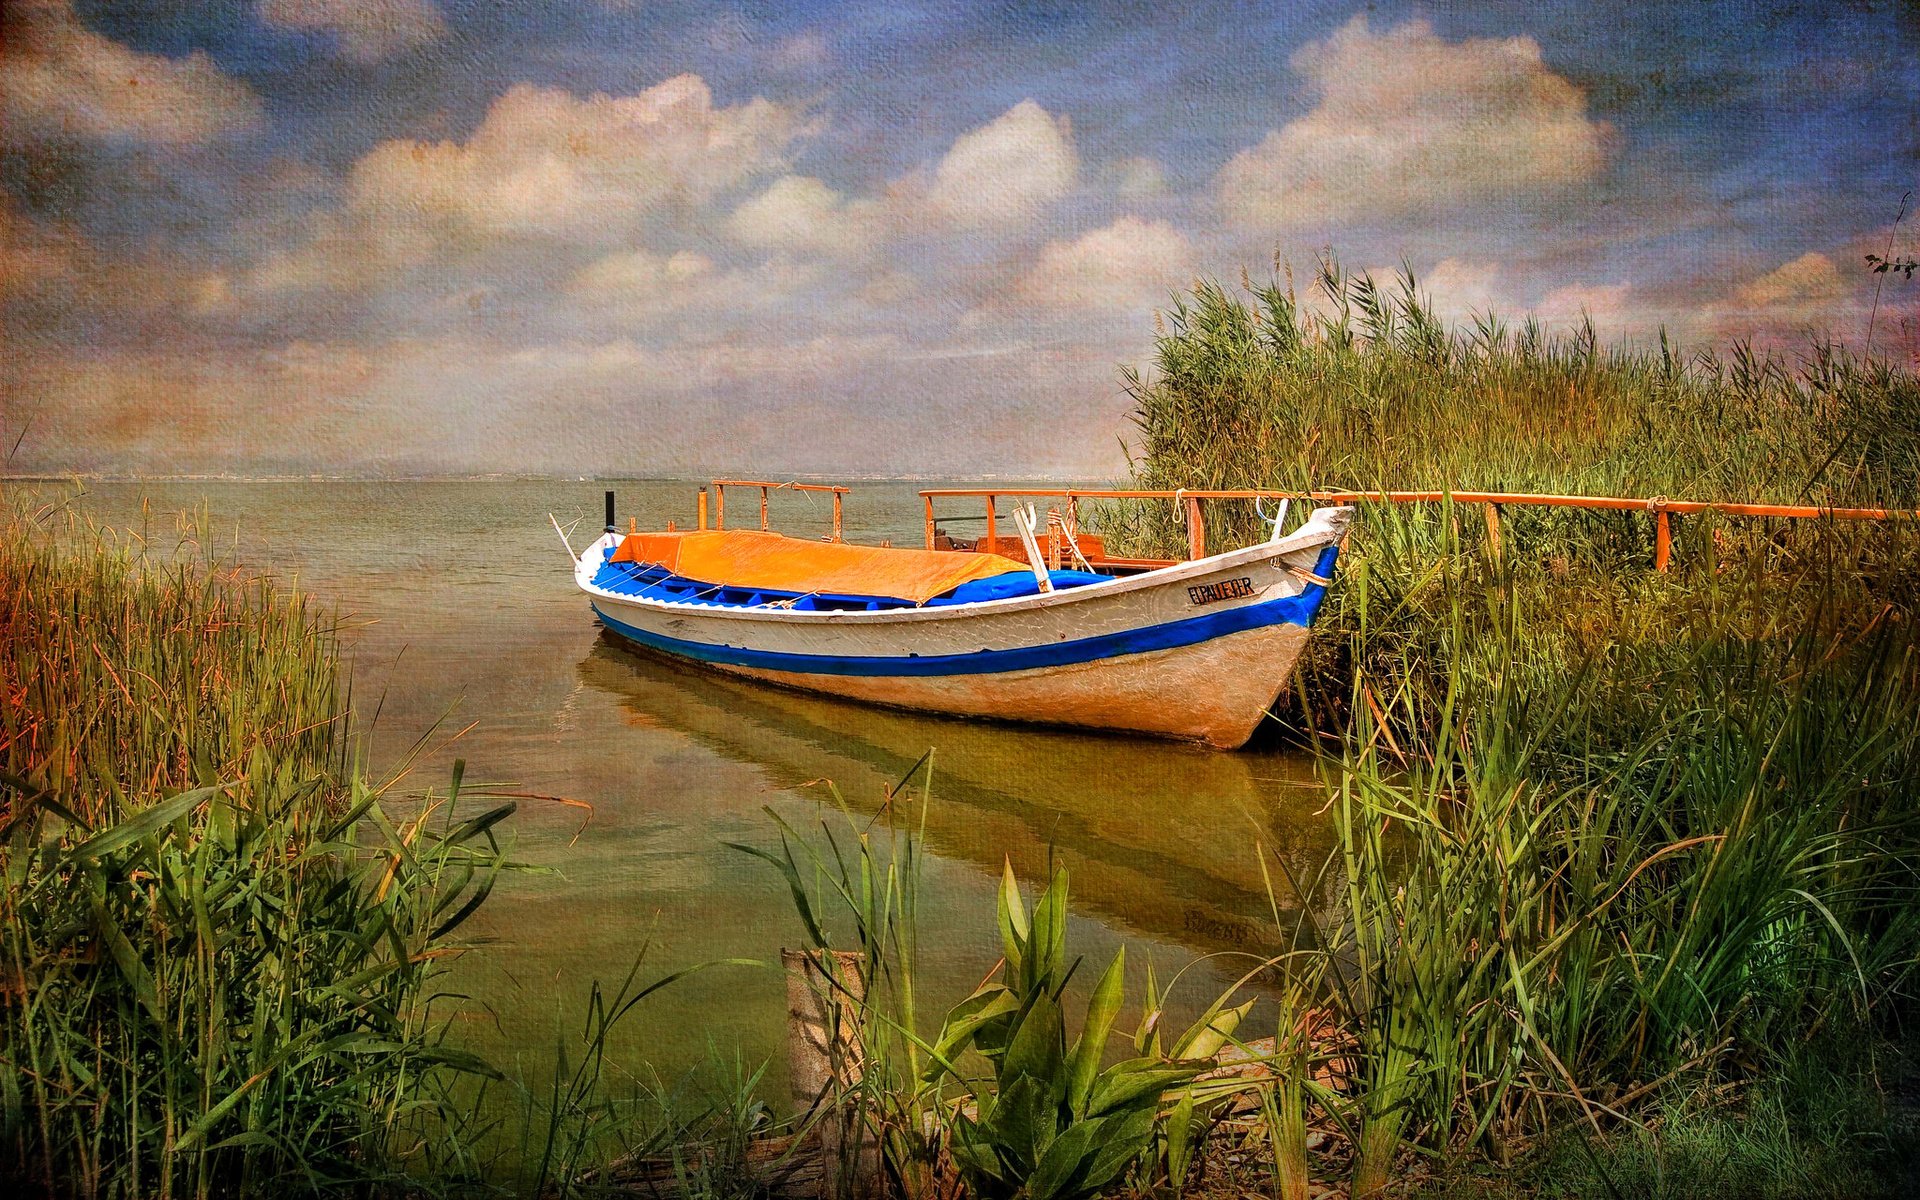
2,0,1916,479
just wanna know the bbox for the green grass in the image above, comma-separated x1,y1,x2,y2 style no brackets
0,494,524,1197
1113,259,1918,517
1100,264,1920,1198
1417,1029,1918,1200
0,492,807,1199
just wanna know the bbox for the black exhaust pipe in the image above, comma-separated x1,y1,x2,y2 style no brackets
605,490,616,533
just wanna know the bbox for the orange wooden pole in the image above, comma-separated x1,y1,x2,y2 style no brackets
924,495,936,550
1655,509,1672,572
698,487,709,531
760,487,769,531
1184,494,1206,560
832,491,843,542
715,484,726,529
985,495,997,551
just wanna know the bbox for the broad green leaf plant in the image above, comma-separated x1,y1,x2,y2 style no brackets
937,863,1245,1200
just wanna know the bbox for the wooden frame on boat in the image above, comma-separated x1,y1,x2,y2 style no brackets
713,479,853,541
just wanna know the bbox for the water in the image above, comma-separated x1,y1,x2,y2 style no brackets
23,480,1340,1100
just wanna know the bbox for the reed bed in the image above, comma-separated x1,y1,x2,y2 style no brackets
0,493,515,1198
1114,259,1918,517
1095,264,1920,1195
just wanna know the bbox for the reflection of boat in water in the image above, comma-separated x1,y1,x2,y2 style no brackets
574,641,1343,960
571,486,1351,749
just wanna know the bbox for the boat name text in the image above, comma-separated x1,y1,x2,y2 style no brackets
1187,577,1256,606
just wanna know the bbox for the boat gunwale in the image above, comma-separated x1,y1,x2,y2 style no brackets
575,508,1350,627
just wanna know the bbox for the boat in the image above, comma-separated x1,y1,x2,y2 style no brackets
564,483,1352,749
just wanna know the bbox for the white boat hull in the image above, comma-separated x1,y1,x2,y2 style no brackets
717,621,1309,746
574,507,1350,748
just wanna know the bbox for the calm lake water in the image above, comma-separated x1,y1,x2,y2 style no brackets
29,480,1340,1100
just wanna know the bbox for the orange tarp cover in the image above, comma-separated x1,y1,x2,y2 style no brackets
611,529,1028,604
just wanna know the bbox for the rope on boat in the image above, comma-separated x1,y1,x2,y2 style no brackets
1047,508,1097,573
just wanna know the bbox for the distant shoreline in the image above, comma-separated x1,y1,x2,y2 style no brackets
2,473,1093,485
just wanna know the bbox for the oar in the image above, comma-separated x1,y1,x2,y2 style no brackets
549,512,581,559
1011,504,1054,593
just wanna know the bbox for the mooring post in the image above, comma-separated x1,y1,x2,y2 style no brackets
698,488,710,531
604,490,616,533
832,491,844,543
923,495,936,550
1182,492,1206,560
784,948,874,1199
716,484,727,530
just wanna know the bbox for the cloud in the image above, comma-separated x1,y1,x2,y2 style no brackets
767,31,831,72
1216,16,1611,229
1700,250,1874,343
1112,157,1169,202
1412,258,1505,324
1014,217,1195,312
1735,252,1847,309
1,198,239,332
1345,258,1650,337
345,76,802,249
726,175,879,257
1403,259,1634,334
565,247,825,321
0,0,265,146
259,0,447,64
570,248,717,296
1535,281,1634,330
926,100,1078,227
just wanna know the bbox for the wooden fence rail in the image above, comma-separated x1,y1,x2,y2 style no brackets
917,488,1920,573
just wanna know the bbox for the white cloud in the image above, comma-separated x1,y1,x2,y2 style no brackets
570,248,717,295
1112,156,1169,201
0,0,265,146
1535,281,1633,330
927,100,1078,227
1413,258,1505,324
0,198,241,321
1354,259,1644,336
726,175,878,256
259,0,447,64
1216,17,1611,229
1701,250,1871,343
346,76,802,248
767,31,831,71
565,247,825,322
1014,217,1194,312
1735,252,1847,309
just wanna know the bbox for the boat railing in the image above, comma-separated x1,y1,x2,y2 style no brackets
711,479,853,542
916,487,1920,572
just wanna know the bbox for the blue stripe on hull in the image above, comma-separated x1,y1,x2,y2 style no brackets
592,546,1338,678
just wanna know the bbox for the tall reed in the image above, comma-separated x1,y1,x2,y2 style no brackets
1311,528,1920,1191
1,492,513,1197
1114,261,1918,527
1106,264,1920,1193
